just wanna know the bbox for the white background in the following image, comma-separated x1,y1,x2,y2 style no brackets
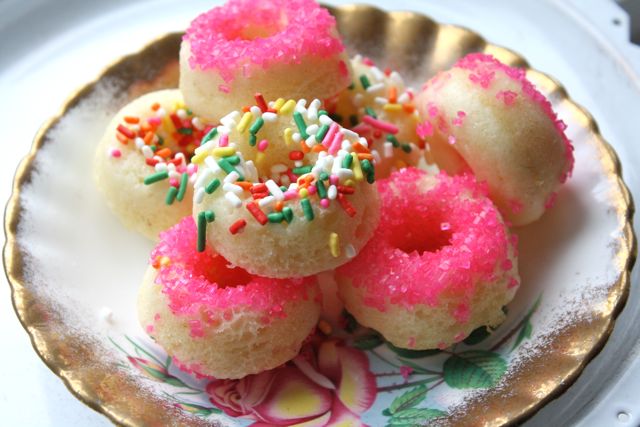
1,0,639,425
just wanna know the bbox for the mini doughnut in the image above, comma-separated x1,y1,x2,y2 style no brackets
336,168,519,350
138,217,321,379
179,0,351,122
94,89,209,240
191,97,380,278
327,55,423,178
416,53,574,226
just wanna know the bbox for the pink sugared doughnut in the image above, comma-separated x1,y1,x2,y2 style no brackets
416,53,574,226
138,217,321,379
179,0,351,122
336,168,519,350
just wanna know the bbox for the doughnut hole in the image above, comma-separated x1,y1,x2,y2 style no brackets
138,217,322,378
336,168,519,349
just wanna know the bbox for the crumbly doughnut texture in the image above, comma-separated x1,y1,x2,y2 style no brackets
329,55,423,178
416,53,574,226
336,168,519,349
94,90,202,240
179,0,351,122
137,217,321,379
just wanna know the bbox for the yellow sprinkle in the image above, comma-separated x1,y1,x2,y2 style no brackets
273,98,286,112
284,128,293,147
329,232,340,257
318,319,332,335
174,101,185,110
236,112,253,133
212,147,236,157
344,179,355,187
383,103,403,112
190,151,209,164
162,114,175,134
351,153,364,182
160,256,171,267
256,152,266,167
279,99,296,115
299,188,309,198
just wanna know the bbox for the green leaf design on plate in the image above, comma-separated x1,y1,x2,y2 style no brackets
164,376,189,388
342,310,359,333
386,342,441,359
175,401,222,416
511,295,542,351
353,333,384,350
386,408,447,426
388,385,428,415
463,326,491,345
443,350,507,389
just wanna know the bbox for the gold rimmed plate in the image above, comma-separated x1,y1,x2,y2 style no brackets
4,4,635,426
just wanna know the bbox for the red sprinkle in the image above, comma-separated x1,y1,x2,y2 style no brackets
229,219,247,234
246,202,268,225
117,124,135,140
338,193,357,217
289,151,304,160
255,93,268,112
250,183,268,194
338,185,355,194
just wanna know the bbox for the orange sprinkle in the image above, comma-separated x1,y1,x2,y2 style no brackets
357,153,374,161
300,141,310,154
236,181,253,191
388,86,398,104
311,145,326,153
141,122,152,132
352,141,370,154
274,201,284,212
116,133,129,144
242,106,251,113
402,104,415,114
144,131,155,145
124,116,140,124
156,148,172,158
151,102,160,111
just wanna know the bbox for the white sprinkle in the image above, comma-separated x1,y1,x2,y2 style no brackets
218,125,231,135
244,160,258,182
292,132,302,143
384,142,394,158
371,66,385,82
341,128,359,139
341,140,353,151
294,160,304,168
306,124,319,135
225,191,242,208
168,171,181,180
250,106,262,118
205,156,221,173
328,185,337,200
262,112,278,122
280,174,290,186
155,107,166,118
155,162,168,172
375,96,388,105
175,152,186,164
192,117,205,130
372,149,381,164
319,115,334,126
307,99,321,120
259,195,275,207
271,163,288,174
390,71,404,86
266,180,284,201
195,187,205,204
189,173,198,184
337,168,354,181
195,139,216,155
141,146,154,158
177,109,188,120
332,154,344,174
220,111,240,128
366,82,385,94
134,137,145,149
397,92,410,104
295,99,307,112
224,170,240,183
305,135,316,147
358,137,369,148
195,169,212,189
353,54,363,62
223,182,243,194
345,244,356,259
166,162,176,172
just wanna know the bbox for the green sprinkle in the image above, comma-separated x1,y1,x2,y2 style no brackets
293,166,312,175
361,159,375,184
282,206,293,223
144,170,169,185
280,185,287,192
176,173,189,201
204,210,215,222
218,159,244,180
157,136,164,146
150,145,157,152
225,155,240,165
315,124,330,142
249,133,257,147
268,212,284,223
364,107,377,118
342,154,353,169
401,143,412,153
186,108,193,115
348,82,355,90
319,172,329,181
205,178,221,194
316,180,327,199
249,117,264,134
197,211,207,252
359,74,371,89
178,128,193,135
165,186,178,205
301,198,314,221
349,115,359,127
318,110,329,117
293,111,309,139
386,134,400,147
201,127,218,146
330,113,344,124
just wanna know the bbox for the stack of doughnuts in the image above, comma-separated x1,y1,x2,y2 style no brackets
93,0,574,379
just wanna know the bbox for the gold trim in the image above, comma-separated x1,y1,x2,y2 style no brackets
3,4,636,426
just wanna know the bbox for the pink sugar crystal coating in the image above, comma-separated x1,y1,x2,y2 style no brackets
150,217,317,324
184,0,345,83
454,53,574,183
338,168,514,314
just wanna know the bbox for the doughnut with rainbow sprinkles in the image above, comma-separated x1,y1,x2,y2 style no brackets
336,168,519,350
94,89,210,240
191,95,380,278
138,217,321,379
179,0,352,122
416,53,574,226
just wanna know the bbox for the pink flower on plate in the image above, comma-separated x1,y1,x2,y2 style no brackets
206,339,377,426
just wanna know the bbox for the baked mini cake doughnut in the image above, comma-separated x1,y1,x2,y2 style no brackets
327,55,423,178
94,89,209,240
138,217,321,379
336,168,519,350
180,0,351,122
191,96,380,278
416,53,574,226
